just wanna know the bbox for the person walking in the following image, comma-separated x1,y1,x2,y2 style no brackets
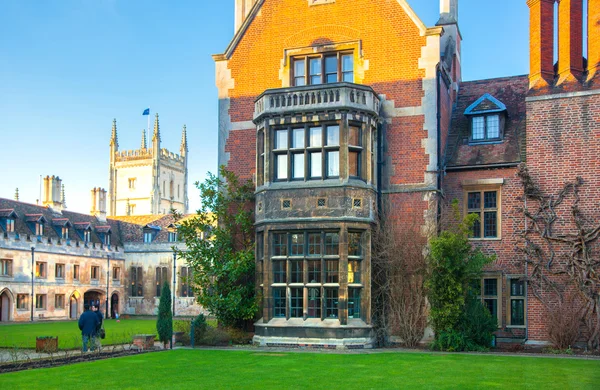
78,304,100,352
93,304,104,351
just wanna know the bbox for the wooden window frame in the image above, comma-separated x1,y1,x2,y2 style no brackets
91,266,100,280
17,294,28,310
36,261,47,278
55,294,65,309
464,187,501,240
507,276,527,328
73,264,80,280
0,258,12,276
35,294,46,310
55,263,65,279
291,51,354,86
476,275,503,328
469,114,503,143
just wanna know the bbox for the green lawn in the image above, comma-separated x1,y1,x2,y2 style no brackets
0,319,157,349
1,349,599,389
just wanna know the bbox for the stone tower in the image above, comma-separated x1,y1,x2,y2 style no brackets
107,114,189,216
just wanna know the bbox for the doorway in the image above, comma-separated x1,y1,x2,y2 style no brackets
111,293,119,318
0,291,12,322
83,291,102,309
70,295,78,319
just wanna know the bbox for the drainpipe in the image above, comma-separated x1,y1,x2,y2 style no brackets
524,194,529,344
436,64,443,233
30,247,34,322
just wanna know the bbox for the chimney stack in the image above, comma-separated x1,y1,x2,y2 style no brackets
557,0,584,84
235,0,257,32
589,0,600,81
528,0,556,89
91,188,107,221
42,175,63,211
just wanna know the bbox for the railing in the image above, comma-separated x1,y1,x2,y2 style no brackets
254,82,380,120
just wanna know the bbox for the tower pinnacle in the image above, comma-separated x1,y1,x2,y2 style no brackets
180,125,188,155
152,113,160,142
110,118,119,148
141,129,147,149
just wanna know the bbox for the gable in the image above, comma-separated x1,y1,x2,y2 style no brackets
464,93,507,115
218,0,428,60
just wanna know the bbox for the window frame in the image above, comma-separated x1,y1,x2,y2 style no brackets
91,266,100,281
55,263,65,279
0,258,12,276
131,266,144,297
36,261,47,278
55,294,65,309
155,266,168,297
113,266,120,281
475,276,503,328
35,294,46,310
17,294,28,310
465,188,501,240
73,264,80,281
507,276,527,328
291,51,354,86
470,114,503,143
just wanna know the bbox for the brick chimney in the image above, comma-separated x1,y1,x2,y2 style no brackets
528,0,555,89
589,0,600,81
235,0,257,32
91,187,107,221
42,175,63,211
557,0,584,84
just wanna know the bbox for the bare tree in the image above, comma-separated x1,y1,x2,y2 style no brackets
372,198,429,347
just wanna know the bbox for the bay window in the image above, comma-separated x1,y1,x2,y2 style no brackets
291,52,353,86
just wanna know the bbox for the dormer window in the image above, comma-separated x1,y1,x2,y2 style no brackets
62,227,69,240
464,93,507,143
73,222,92,243
96,226,112,246
52,219,72,240
291,52,354,86
143,225,160,243
25,214,47,238
0,210,17,233
83,230,91,243
168,231,178,243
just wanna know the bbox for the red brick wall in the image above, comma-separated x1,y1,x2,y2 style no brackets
222,0,429,189
524,93,600,341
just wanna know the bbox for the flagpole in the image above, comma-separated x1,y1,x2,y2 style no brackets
147,109,150,147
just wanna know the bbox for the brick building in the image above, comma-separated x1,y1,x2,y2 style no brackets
215,0,599,348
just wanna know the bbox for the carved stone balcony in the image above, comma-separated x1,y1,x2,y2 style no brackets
254,82,380,122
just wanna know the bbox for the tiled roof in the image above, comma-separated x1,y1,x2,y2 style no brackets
25,214,46,223
95,226,112,234
51,218,72,227
73,222,92,230
0,209,17,218
113,214,196,243
0,198,124,247
109,215,166,226
445,75,528,168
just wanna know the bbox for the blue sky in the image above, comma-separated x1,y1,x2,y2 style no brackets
0,0,529,214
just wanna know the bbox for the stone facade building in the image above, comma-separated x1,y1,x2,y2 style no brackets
216,0,599,348
108,114,189,217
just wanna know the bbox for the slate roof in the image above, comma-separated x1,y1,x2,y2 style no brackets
445,75,528,169
0,198,123,247
110,214,197,243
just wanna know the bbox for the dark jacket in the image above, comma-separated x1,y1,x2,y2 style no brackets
96,310,103,332
78,310,100,336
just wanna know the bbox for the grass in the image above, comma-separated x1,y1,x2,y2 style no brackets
1,349,599,389
0,319,157,350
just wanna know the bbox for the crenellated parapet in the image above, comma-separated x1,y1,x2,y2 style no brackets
115,149,153,162
160,148,185,164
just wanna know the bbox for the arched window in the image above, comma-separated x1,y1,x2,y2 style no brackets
155,266,168,297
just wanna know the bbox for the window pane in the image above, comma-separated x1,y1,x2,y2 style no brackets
275,129,288,149
291,260,303,283
310,152,322,178
291,288,303,317
325,260,339,283
295,77,306,87
292,128,305,148
349,151,359,177
470,212,481,238
484,211,497,238
467,192,481,209
292,153,304,179
348,260,361,284
487,115,500,138
326,125,339,146
511,279,525,296
484,279,498,296
325,233,339,255
484,191,497,209
484,299,498,318
348,232,362,256
308,260,321,283
325,289,338,318
308,233,322,256
342,54,353,73
349,126,360,146
309,58,322,84
348,288,361,319
291,233,304,255
307,288,321,318
472,117,485,140
273,288,286,318
276,154,288,180
273,233,288,256
511,299,525,325
273,261,286,283
327,151,339,177
309,127,322,147
294,59,305,77
325,56,338,83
